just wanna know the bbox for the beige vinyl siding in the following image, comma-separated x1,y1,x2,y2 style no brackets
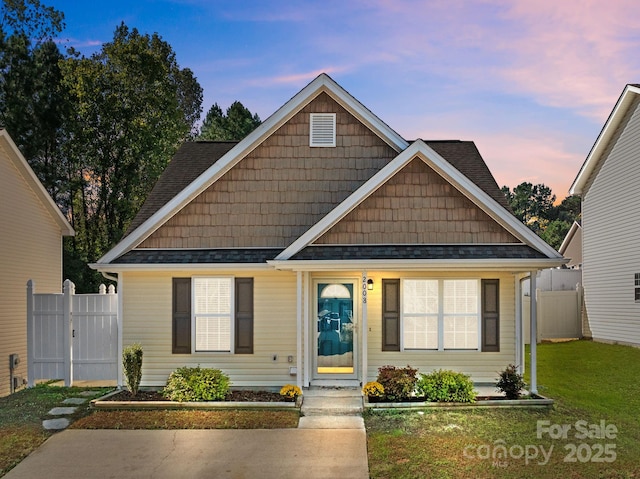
582,96,640,345
317,158,518,245
562,227,582,268
365,271,516,383
122,270,300,387
140,92,397,249
0,144,63,396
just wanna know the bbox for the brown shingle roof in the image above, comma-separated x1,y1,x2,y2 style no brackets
424,140,510,210
124,141,237,236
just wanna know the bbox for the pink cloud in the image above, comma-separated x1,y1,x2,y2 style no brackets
490,0,640,120
337,0,640,121
248,67,352,87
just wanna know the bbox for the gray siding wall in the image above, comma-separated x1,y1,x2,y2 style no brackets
582,97,640,345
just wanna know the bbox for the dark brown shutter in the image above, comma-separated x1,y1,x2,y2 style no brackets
172,278,191,354
382,279,401,351
481,279,500,352
234,277,254,354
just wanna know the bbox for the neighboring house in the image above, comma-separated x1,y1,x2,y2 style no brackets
0,129,75,396
93,74,565,391
570,84,640,347
558,221,582,269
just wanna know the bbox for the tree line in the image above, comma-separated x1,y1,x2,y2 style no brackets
501,183,581,250
2,2,577,292
1,0,261,291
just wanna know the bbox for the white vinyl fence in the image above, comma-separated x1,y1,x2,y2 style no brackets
27,279,118,386
524,285,583,344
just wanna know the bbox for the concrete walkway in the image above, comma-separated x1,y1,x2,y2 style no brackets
6,387,369,479
3,429,369,479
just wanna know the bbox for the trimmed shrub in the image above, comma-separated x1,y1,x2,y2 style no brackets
496,364,526,399
376,365,418,401
416,369,476,403
122,343,143,396
162,366,231,402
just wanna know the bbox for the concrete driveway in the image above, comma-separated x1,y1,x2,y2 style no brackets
4,429,369,479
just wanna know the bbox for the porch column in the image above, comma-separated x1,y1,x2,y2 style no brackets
514,274,523,375
529,270,538,395
296,271,303,390
361,271,368,386
303,272,310,387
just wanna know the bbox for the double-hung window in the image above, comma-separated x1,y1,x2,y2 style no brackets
172,276,254,355
402,279,480,350
193,277,233,352
635,273,640,303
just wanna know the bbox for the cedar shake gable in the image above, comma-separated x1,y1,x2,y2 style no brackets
315,155,518,245
138,93,399,249
125,141,237,236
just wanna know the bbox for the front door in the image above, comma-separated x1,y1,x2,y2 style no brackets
314,280,357,379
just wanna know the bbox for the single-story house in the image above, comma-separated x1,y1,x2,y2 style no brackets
0,129,75,396
570,84,640,347
93,74,565,390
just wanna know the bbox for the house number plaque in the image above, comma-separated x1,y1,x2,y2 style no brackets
362,275,367,304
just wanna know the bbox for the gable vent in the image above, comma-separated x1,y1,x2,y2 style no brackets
310,113,336,147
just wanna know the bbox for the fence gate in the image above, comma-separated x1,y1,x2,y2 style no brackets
27,279,118,386
523,286,583,344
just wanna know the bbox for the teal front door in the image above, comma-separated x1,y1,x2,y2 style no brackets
315,281,356,377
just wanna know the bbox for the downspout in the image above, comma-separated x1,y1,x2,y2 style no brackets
101,271,118,283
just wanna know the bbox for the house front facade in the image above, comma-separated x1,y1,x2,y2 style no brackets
94,75,564,389
570,84,640,347
0,129,75,396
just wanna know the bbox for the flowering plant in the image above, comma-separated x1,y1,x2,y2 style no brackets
363,381,385,398
280,384,302,400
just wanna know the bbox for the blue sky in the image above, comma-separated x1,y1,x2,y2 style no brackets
49,0,640,198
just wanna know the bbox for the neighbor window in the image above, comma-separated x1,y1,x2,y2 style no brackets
635,274,640,303
193,277,233,352
402,279,479,350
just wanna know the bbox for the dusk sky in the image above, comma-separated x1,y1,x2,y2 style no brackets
49,0,640,199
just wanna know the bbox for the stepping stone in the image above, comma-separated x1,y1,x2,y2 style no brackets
63,398,88,405
43,418,70,430
48,407,77,415
78,390,101,397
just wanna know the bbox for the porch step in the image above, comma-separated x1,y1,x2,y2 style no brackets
298,416,364,429
301,388,363,417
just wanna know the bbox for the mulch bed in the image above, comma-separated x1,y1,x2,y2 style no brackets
103,390,286,402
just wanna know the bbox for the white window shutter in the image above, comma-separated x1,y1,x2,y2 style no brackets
310,113,336,147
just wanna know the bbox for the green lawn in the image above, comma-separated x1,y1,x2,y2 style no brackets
365,340,640,478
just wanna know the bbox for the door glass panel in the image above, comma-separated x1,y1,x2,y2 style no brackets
317,283,354,374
